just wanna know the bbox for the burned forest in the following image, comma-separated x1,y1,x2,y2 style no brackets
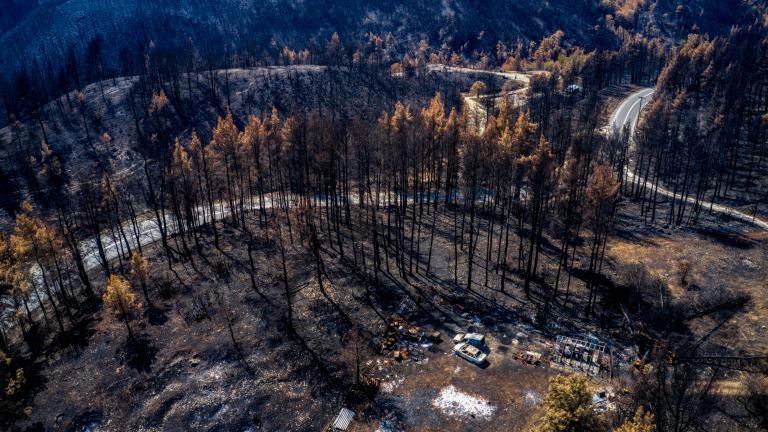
0,1,767,431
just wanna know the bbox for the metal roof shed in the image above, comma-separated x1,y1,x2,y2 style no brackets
332,408,355,431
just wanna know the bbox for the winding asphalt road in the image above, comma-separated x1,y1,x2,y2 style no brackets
427,64,537,132
610,88,768,231
80,66,538,273
17,68,767,299
77,72,768,279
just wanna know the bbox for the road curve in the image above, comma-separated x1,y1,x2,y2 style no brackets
610,88,655,137
34,69,768,287
6,66,766,325
426,64,535,132
611,88,768,231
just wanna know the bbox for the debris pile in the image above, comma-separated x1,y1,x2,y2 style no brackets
550,335,610,376
378,314,433,363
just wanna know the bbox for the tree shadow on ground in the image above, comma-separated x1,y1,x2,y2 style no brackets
52,315,97,353
689,226,757,250
118,333,158,373
145,305,168,326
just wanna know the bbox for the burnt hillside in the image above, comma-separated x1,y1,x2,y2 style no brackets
2,0,761,77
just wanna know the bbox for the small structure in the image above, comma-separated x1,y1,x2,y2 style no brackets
331,408,355,431
452,332,485,347
551,335,609,376
566,84,582,93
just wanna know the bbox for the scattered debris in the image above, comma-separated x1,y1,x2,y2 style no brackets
433,385,496,419
393,349,410,361
375,419,401,432
375,413,402,432
378,314,437,363
520,350,543,366
592,389,617,413
513,331,529,345
379,335,397,352
380,377,405,393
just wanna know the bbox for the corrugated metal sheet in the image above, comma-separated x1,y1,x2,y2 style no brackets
332,408,355,431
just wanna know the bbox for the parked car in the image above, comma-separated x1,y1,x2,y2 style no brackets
453,342,488,365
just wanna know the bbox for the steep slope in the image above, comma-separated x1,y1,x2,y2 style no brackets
0,64,489,225
632,0,764,40
4,1,763,82
1,0,609,73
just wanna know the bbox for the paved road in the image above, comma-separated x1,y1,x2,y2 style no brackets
74,65,533,273
611,88,768,231
610,88,655,137
426,64,533,84
81,72,765,278
17,67,766,306
426,64,536,132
